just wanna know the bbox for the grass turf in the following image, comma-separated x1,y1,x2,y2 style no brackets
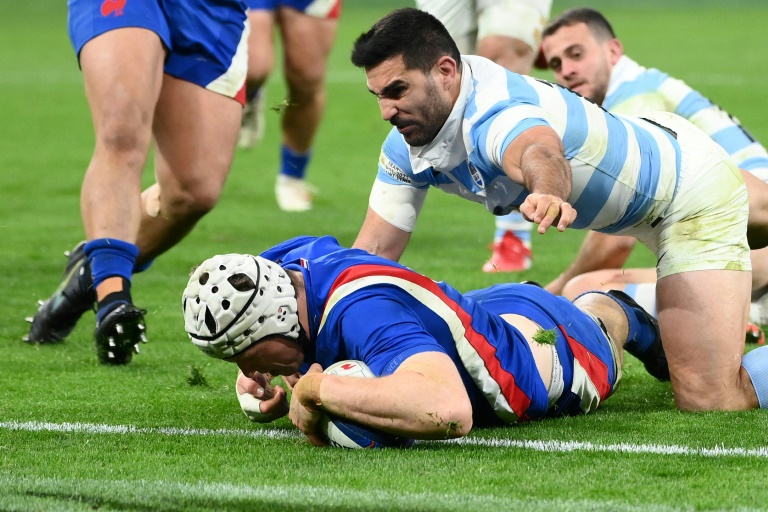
2,1,768,510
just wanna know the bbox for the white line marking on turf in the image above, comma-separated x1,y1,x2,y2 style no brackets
0,420,299,440
0,475,684,512
2,420,767,459
442,436,768,458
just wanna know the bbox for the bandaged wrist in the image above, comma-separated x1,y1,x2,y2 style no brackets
300,373,326,411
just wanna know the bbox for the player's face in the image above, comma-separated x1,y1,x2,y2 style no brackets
230,336,304,377
541,22,620,105
365,55,453,147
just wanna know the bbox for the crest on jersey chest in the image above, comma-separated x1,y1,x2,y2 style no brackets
469,162,484,188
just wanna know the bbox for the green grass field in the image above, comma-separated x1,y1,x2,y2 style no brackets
2,1,768,510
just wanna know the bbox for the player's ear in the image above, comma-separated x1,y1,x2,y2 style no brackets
435,55,458,90
607,38,623,65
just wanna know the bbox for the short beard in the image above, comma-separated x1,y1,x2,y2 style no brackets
405,76,452,147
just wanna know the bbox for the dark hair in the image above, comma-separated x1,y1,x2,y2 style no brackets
542,7,616,41
351,7,461,73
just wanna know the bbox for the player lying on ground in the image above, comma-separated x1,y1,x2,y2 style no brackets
182,235,667,445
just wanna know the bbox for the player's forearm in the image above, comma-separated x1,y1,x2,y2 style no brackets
299,372,472,439
520,142,572,199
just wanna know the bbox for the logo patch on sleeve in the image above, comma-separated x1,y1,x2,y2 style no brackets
379,151,412,184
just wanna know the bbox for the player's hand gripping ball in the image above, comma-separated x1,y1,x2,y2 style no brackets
318,360,414,449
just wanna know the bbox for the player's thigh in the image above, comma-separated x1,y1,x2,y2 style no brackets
246,8,277,79
477,0,552,50
417,0,477,53
153,77,242,203
750,247,768,291
278,7,337,87
79,29,165,140
657,270,751,408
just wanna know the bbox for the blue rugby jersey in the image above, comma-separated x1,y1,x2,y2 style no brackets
375,55,683,233
605,56,768,180
260,235,618,425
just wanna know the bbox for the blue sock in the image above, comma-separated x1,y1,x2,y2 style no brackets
580,290,656,356
85,238,139,321
279,144,311,180
133,258,154,274
742,346,768,408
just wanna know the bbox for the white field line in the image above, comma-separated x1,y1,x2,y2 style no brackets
2,420,767,459
0,475,686,512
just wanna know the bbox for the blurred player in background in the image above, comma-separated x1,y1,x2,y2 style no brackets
537,7,768,334
416,0,552,272
182,235,665,445
238,0,341,212
25,0,249,365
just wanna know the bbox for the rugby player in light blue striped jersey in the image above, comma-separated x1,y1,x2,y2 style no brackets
349,7,768,412
538,7,768,330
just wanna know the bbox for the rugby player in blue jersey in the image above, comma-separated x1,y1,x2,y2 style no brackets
537,8,768,328
239,0,341,212
25,0,249,365
182,236,664,444
348,8,768,411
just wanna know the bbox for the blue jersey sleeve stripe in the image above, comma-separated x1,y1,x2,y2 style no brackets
604,71,667,111
675,90,713,119
560,90,589,158
710,125,758,155
739,156,768,173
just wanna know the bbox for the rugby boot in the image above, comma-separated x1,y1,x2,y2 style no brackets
25,241,95,343
746,322,765,345
607,289,670,381
94,303,147,365
238,90,266,149
482,231,532,272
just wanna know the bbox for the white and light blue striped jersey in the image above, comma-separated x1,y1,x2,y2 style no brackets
605,56,768,181
375,55,683,233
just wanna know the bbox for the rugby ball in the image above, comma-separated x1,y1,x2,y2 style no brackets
318,360,414,449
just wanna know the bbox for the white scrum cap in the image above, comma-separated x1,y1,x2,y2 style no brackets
182,254,299,359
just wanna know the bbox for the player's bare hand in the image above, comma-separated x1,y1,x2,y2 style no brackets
289,363,328,446
520,194,577,233
236,370,289,421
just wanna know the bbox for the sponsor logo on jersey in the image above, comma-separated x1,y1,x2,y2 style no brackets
469,162,484,188
101,0,126,17
379,152,412,184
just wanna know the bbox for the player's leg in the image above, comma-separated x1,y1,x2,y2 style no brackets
239,3,277,149
273,3,339,212
657,270,759,410
27,2,167,347
742,169,768,249
482,213,533,272
102,0,246,363
136,0,247,262
545,232,638,295
415,0,478,54
475,0,553,74
561,268,656,301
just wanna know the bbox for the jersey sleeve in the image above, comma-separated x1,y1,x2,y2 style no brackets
469,76,553,169
370,128,429,232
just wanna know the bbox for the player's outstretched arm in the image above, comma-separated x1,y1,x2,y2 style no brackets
352,207,412,261
290,352,473,442
502,126,576,233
